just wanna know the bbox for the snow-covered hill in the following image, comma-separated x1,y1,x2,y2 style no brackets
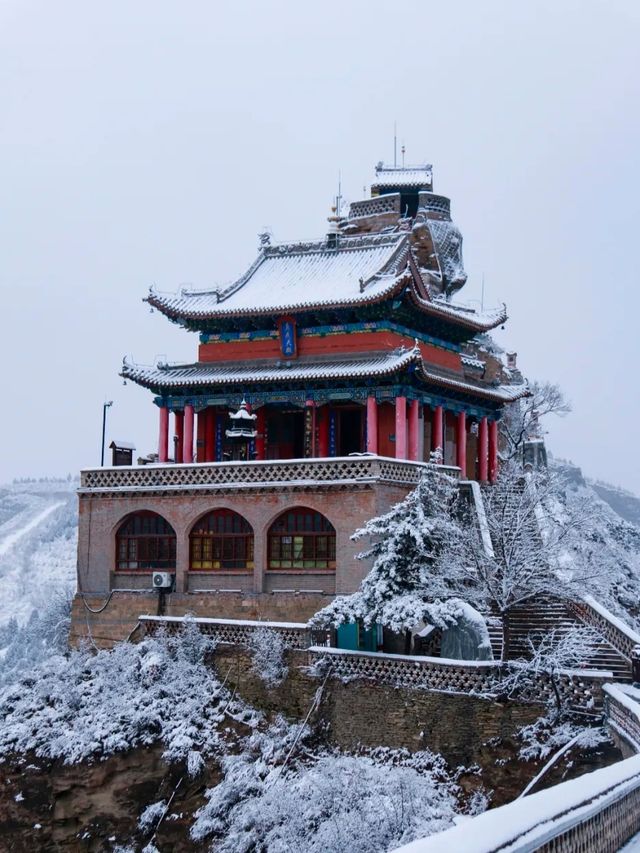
0,479,77,628
551,460,640,630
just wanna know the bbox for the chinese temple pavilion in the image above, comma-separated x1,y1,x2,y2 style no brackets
72,160,527,645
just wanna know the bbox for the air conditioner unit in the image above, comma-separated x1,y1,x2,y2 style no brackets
152,572,174,591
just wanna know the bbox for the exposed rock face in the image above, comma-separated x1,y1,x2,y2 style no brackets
0,747,218,851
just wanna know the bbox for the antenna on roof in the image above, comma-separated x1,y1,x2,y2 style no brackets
336,170,342,218
401,143,406,168
393,121,397,168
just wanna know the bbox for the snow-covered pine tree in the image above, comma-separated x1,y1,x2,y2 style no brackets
310,467,484,638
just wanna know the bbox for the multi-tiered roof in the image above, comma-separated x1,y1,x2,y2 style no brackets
123,161,526,413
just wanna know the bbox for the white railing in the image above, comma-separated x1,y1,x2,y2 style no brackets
139,614,330,650
605,684,640,752
395,754,640,852
306,647,608,712
569,596,640,662
79,456,460,494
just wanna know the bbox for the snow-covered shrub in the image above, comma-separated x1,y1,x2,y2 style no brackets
518,714,610,761
0,622,259,764
138,800,166,833
0,584,72,688
249,627,288,686
192,733,462,852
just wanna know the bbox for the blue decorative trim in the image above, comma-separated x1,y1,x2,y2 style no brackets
161,386,497,420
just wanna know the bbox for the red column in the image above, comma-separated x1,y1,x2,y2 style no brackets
255,408,266,460
183,403,194,464
489,419,499,483
317,406,330,457
158,406,169,463
205,408,215,462
408,400,420,461
478,416,489,483
395,396,407,459
366,396,378,454
431,405,444,462
174,411,184,463
456,411,467,475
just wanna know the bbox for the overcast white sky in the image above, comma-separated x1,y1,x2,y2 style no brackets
0,0,638,492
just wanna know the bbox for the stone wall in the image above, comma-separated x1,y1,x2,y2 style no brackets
212,646,542,769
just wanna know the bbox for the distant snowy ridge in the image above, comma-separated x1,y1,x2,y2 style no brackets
0,480,77,628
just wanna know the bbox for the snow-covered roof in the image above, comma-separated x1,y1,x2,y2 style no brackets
147,231,505,333
123,349,423,388
122,348,529,404
372,163,433,189
148,233,410,320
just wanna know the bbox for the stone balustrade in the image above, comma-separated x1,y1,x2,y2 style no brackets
604,684,640,752
79,456,459,496
139,614,331,650
308,647,607,712
569,596,640,662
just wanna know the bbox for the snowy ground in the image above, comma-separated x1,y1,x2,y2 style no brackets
0,479,77,627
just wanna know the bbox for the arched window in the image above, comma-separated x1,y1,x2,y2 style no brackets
268,508,336,570
116,511,176,571
190,509,254,571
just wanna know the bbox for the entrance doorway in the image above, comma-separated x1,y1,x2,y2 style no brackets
338,408,364,456
265,410,304,459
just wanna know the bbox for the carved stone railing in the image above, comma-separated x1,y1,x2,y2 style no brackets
395,754,640,852
307,647,607,711
604,684,640,753
569,596,640,662
308,646,499,693
348,193,401,220
139,614,330,650
79,456,460,495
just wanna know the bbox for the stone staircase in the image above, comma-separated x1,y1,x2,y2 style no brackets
484,597,632,680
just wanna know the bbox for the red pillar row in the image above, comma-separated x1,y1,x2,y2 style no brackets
408,400,420,461
395,396,407,459
489,419,499,483
478,416,489,483
183,404,194,464
366,396,378,454
174,411,184,464
158,406,169,463
456,411,467,475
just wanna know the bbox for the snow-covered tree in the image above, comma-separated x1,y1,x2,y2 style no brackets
438,461,606,660
310,468,490,651
312,461,606,664
501,380,570,461
493,626,601,720
249,626,288,686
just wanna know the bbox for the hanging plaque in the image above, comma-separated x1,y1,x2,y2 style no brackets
277,315,297,358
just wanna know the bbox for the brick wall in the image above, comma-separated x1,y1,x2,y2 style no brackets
211,647,542,771
77,483,410,595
